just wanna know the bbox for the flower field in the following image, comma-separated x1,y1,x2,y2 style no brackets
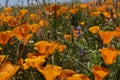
0,0,120,80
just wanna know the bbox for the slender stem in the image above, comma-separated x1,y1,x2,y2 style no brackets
16,41,24,60
42,0,46,6
51,54,55,65
60,54,92,73
116,55,120,80
30,71,35,80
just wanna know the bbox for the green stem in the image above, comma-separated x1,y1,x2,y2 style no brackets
42,0,46,6
116,55,120,80
16,41,25,60
30,71,35,80
60,54,92,74
51,54,55,65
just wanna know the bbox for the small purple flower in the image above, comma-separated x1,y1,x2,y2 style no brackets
76,26,81,34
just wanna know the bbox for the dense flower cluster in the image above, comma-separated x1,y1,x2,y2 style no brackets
0,0,120,80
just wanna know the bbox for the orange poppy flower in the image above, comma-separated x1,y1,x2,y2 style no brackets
37,9,41,14
102,12,111,19
99,47,118,64
57,44,66,52
27,53,39,59
79,3,88,9
19,9,28,17
61,6,69,14
80,21,85,26
56,10,61,17
39,20,48,27
58,69,76,80
89,11,100,17
98,30,115,44
49,41,59,54
64,29,79,40
22,63,29,70
17,58,27,70
64,35,71,40
25,56,45,68
114,27,120,38
34,41,52,55
96,5,107,12
12,24,32,44
27,53,47,59
65,14,70,19
92,65,109,80
8,17,18,27
0,12,6,23
49,41,66,53
0,61,20,80
66,74,90,80
29,24,39,33
44,4,60,16
12,24,29,40
18,53,46,70
37,64,62,80
29,13,37,20
69,5,78,14
3,16,10,22
50,4,61,12
24,34,33,45
104,1,112,5
3,16,18,27
44,6,53,15
64,33,77,40
89,26,100,34
0,13,6,25
0,13,6,18
0,31,12,45
17,58,23,65
4,7,12,13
